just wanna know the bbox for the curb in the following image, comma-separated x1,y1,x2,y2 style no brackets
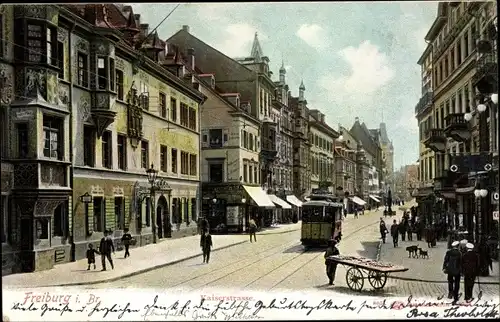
259,228,301,235
41,240,249,288
376,240,500,285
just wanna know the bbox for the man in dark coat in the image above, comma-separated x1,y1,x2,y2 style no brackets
462,243,479,302
443,241,462,303
121,228,132,258
200,229,213,264
379,218,388,244
390,220,399,247
324,239,340,285
99,230,115,271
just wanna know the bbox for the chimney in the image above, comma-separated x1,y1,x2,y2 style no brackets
134,14,141,24
320,114,325,123
355,117,359,123
187,48,195,71
182,25,190,33
139,24,149,37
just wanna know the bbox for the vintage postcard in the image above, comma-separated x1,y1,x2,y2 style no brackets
1,1,499,320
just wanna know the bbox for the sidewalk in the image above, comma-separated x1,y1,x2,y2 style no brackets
378,238,500,285
3,223,301,288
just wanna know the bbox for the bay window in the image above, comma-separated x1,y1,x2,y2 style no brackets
43,115,63,160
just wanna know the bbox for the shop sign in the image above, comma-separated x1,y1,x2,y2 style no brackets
226,206,239,226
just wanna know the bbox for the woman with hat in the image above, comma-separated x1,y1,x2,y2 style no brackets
462,242,479,302
324,239,340,285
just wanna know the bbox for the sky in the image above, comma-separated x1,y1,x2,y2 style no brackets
132,1,438,169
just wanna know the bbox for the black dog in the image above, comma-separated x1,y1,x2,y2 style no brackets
418,248,429,259
406,245,419,258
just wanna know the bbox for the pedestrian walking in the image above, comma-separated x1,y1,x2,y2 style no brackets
324,239,340,285
390,220,399,247
86,243,99,270
354,207,358,219
379,218,388,244
200,229,213,263
99,230,115,271
443,241,462,304
399,219,406,242
121,228,132,258
462,243,479,302
249,217,257,242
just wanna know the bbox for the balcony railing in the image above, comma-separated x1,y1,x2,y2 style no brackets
445,113,468,128
424,128,445,141
473,52,498,87
415,91,433,114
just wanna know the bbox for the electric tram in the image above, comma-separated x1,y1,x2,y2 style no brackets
301,191,344,247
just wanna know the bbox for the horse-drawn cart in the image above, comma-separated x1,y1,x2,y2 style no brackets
326,255,408,291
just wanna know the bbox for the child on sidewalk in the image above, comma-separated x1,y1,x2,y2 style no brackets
86,244,99,270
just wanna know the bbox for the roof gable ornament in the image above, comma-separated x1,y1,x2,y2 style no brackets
250,32,263,62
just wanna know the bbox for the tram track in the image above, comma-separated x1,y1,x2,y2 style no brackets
173,219,376,290
247,219,379,291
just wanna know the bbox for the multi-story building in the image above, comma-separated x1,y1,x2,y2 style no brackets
272,63,298,218
419,1,487,229
309,109,338,192
1,4,206,274
289,84,311,200
350,117,383,204
415,42,436,207
195,60,261,233
378,122,394,191
335,126,358,196
168,27,298,227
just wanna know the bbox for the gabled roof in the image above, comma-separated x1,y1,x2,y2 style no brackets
167,28,253,74
250,32,264,62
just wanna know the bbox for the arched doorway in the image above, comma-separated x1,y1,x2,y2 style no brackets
157,196,171,238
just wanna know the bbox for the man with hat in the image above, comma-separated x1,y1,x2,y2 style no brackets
443,241,462,303
462,242,479,302
324,239,340,285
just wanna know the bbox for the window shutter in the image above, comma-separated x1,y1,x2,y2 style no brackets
124,196,129,229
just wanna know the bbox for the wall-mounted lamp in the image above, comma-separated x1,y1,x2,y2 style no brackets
474,189,488,199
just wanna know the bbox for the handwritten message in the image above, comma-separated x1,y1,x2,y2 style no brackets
4,289,499,321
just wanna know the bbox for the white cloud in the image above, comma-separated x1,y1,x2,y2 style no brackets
318,40,394,101
285,65,292,71
216,24,268,58
296,24,328,50
192,3,235,22
396,110,419,135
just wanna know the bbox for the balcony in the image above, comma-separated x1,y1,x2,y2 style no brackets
433,170,459,192
444,113,470,142
423,129,446,152
414,91,433,115
472,52,498,94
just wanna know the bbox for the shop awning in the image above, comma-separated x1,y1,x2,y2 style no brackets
286,195,303,207
369,195,381,203
243,186,275,208
350,196,366,206
268,194,292,209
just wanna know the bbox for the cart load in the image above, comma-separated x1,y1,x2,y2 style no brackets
326,255,408,291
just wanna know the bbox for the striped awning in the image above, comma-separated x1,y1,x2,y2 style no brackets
369,195,381,203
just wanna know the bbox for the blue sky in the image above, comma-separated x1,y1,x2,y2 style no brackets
132,2,438,169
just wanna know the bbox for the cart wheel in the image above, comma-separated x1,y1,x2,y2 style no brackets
345,267,364,291
368,271,387,290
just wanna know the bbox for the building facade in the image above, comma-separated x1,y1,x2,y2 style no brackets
335,126,358,197
309,109,338,192
417,1,498,242
290,86,311,199
378,122,394,192
196,66,261,232
1,4,206,274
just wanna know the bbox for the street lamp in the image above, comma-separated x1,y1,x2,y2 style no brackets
212,198,217,218
241,198,247,232
146,164,158,244
491,93,498,104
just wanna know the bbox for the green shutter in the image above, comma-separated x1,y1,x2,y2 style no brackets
105,197,114,231
87,202,94,234
124,196,130,228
